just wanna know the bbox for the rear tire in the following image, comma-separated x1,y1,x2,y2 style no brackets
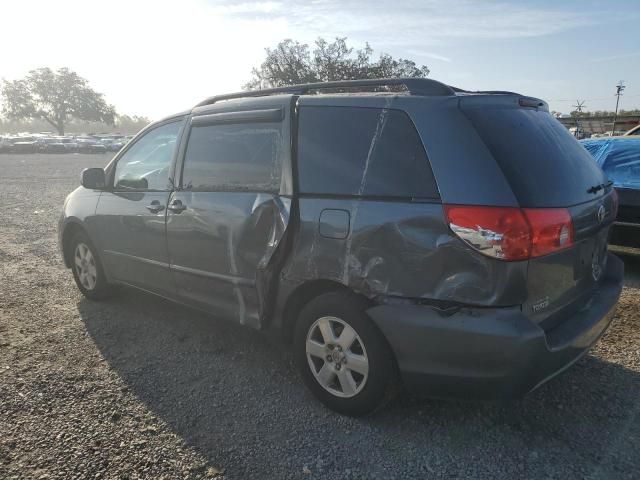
294,291,397,416
69,231,112,300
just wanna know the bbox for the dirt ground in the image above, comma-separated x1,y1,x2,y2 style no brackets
1,153,639,479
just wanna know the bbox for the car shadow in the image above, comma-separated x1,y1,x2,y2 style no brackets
612,247,640,288
78,287,640,478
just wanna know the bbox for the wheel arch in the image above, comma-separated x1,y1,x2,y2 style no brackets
279,279,370,343
61,221,88,268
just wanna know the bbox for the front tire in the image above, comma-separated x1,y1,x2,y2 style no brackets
294,291,397,416
69,231,112,300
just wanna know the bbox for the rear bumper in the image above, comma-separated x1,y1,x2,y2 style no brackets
367,253,624,399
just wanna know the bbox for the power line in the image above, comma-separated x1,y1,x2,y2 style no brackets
549,94,640,102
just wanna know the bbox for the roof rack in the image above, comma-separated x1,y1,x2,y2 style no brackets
195,77,457,108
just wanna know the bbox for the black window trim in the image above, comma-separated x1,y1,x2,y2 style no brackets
178,111,285,193
191,108,283,127
106,116,187,193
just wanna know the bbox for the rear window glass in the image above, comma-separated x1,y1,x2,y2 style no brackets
182,122,282,191
464,107,606,207
297,106,439,199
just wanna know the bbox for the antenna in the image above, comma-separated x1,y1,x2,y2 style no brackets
572,100,586,138
612,80,625,135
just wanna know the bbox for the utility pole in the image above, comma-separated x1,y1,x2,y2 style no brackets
573,100,586,138
612,80,625,135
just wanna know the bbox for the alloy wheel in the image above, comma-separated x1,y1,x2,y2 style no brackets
305,316,369,398
74,242,97,291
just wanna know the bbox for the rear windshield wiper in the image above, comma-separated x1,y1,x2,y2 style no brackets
587,180,613,194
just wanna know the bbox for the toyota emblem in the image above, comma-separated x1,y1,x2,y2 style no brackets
597,204,606,223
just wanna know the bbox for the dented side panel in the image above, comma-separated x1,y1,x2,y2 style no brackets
276,98,527,317
279,199,527,308
166,95,295,329
166,191,291,328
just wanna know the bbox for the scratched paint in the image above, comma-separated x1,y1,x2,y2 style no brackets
342,100,392,285
280,198,528,309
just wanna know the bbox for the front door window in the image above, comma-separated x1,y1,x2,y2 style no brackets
114,121,183,191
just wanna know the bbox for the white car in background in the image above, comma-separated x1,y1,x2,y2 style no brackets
624,124,640,136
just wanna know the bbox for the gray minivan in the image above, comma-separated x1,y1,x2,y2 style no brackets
59,78,623,415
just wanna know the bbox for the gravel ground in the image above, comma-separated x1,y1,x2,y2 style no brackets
1,153,639,480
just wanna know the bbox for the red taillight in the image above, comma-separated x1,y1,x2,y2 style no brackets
444,205,573,261
522,208,573,257
444,205,531,260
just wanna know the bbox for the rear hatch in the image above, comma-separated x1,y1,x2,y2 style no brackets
460,95,616,329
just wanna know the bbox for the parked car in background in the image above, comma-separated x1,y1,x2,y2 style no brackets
100,138,126,152
0,136,13,153
11,136,39,153
111,140,126,151
60,137,78,153
90,143,107,154
40,137,68,153
582,137,640,248
100,138,114,150
75,137,95,153
59,78,623,415
76,137,107,153
624,124,640,136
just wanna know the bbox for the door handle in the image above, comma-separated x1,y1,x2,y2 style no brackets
145,200,165,213
168,199,187,213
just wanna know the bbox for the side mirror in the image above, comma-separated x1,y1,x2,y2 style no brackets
81,168,106,189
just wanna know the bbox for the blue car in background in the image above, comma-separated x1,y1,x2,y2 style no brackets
582,137,640,247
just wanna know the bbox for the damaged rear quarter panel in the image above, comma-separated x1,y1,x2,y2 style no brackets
278,95,526,312
280,198,527,307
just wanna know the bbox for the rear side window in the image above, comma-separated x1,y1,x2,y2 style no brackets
463,106,607,207
182,122,282,191
297,106,439,199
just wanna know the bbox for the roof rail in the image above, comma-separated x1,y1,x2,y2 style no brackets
195,77,456,108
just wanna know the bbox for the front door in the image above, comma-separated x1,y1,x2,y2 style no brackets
166,105,291,327
95,118,185,296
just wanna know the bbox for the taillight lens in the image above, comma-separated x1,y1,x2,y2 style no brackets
522,208,573,257
444,205,574,261
444,205,531,260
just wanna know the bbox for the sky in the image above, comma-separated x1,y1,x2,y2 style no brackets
1,0,639,120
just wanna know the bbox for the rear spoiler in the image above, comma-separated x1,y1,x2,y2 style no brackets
456,92,549,112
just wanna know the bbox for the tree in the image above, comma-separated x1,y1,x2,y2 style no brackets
1,67,116,136
114,114,151,133
245,37,430,89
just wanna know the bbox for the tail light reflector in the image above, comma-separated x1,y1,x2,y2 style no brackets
444,205,574,261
